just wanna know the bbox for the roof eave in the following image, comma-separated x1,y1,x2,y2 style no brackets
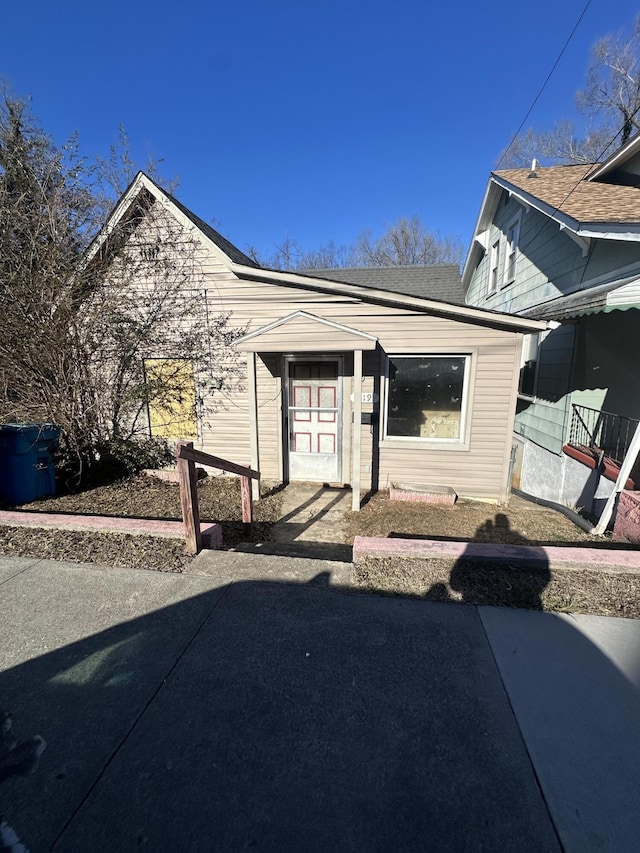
461,178,500,290
83,171,150,264
492,175,640,241
230,263,548,333
586,132,640,182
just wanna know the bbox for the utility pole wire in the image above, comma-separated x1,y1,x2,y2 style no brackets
498,0,594,169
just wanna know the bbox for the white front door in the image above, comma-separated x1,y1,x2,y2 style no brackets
287,359,342,482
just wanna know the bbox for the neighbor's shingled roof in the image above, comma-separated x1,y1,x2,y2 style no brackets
495,165,640,225
302,264,464,304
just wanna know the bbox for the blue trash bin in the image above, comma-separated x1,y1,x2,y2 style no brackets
0,423,60,505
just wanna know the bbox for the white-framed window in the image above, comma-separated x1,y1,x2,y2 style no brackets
503,214,521,285
384,354,471,442
489,238,501,295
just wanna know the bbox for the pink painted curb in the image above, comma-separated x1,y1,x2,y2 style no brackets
0,510,222,549
352,536,640,573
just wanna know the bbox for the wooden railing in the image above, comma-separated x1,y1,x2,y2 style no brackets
175,441,260,555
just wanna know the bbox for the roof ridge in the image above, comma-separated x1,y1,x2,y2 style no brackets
304,264,460,274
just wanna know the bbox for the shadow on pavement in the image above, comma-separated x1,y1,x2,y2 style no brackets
1,561,639,852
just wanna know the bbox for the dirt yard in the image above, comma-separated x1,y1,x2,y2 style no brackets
2,476,639,618
0,474,285,572
345,491,593,545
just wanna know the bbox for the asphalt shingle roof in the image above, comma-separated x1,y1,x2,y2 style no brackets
495,165,640,225
301,265,464,304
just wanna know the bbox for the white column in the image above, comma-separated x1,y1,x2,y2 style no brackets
247,352,260,501
593,420,640,534
352,349,362,511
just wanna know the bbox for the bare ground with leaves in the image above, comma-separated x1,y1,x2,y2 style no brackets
346,492,593,545
346,492,640,618
354,557,640,619
0,525,194,573
0,474,284,571
3,479,640,617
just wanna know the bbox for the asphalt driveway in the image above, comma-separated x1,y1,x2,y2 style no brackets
1,555,639,852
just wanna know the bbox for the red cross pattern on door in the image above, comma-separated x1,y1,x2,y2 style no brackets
287,360,341,482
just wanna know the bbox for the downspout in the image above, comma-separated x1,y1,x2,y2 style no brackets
512,487,594,534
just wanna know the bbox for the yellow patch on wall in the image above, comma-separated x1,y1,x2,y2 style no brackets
144,358,198,439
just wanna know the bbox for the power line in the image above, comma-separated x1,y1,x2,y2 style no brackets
497,0,594,169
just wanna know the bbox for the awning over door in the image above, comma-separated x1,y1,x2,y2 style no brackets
236,310,378,352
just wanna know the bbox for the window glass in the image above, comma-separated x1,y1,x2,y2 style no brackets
387,356,467,440
504,218,520,283
489,239,500,293
518,333,538,398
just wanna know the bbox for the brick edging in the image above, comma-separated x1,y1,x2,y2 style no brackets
352,536,640,573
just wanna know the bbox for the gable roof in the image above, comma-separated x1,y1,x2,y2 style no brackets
585,130,640,182
301,265,464,303
494,165,640,226
165,191,258,267
91,172,546,334
462,139,640,290
85,171,258,268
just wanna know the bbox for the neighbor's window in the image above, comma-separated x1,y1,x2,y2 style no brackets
144,358,198,439
518,333,539,398
386,355,469,441
503,215,521,284
489,238,501,294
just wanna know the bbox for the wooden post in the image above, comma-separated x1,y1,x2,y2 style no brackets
176,440,202,555
241,470,253,537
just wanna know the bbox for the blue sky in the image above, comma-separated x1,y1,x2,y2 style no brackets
2,1,639,260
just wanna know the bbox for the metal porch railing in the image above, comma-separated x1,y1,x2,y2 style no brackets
568,404,640,466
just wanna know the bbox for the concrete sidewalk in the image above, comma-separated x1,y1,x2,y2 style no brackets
0,555,639,852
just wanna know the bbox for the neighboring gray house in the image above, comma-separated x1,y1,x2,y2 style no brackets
463,135,640,514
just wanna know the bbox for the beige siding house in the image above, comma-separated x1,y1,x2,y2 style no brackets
99,173,547,509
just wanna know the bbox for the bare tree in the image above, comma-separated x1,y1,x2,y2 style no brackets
0,94,243,484
578,16,640,145
499,121,613,168
500,16,640,167
354,217,463,267
252,216,463,271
